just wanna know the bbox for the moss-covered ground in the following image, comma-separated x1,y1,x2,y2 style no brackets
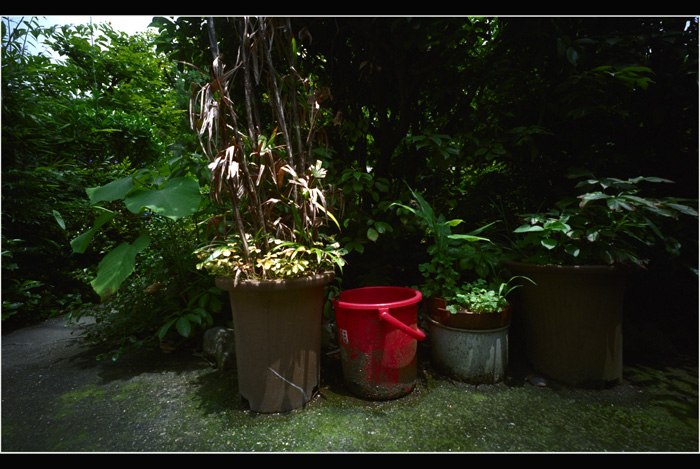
2,315,697,452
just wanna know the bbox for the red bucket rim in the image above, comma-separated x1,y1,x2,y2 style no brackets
335,286,422,310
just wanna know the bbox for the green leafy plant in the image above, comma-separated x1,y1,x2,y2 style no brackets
336,166,394,254
68,210,226,360
2,17,200,330
394,187,525,314
64,152,226,352
512,172,698,267
187,17,344,284
195,234,345,282
446,277,529,314
156,283,223,343
70,158,204,300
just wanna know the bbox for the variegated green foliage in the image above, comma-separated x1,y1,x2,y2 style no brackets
195,235,345,283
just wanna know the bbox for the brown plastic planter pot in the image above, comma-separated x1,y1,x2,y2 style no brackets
506,262,625,387
216,272,334,413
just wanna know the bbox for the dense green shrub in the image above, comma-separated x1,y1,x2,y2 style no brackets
1,17,201,332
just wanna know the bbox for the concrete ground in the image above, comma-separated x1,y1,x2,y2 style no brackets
1,313,697,452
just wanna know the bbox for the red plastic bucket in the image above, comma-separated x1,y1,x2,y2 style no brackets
333,286,425,399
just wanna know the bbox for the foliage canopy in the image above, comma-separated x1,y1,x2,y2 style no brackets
2,16,697,356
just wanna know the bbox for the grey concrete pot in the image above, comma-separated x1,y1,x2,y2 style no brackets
426,298,510,384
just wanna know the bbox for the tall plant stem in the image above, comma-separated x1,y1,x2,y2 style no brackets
259,19,300,206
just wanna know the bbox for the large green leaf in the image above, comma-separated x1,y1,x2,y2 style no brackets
86,176,134,204
124,177,201,220
70,211,116,254
90,235,151,300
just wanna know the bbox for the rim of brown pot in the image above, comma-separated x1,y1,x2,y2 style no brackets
215,271,335,292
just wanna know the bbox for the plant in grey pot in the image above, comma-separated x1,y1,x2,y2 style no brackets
190,17,345,413
506,171,697,387
394,188,531,384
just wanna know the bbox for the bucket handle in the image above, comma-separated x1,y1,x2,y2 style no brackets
378,308,426,341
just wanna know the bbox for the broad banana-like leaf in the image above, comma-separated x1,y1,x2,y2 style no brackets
90,235,151,300
125,177,202,221
86,176,135,204
70,211,116,254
